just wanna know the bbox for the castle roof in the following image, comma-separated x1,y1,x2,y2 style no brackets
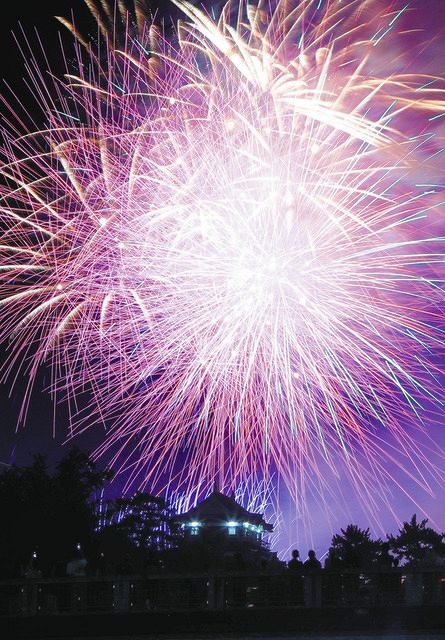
176,490,273,531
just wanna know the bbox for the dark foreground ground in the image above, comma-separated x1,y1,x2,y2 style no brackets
2,606,444,639
5,634,445,640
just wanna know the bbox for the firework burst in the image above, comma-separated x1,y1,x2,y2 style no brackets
1,0,444,521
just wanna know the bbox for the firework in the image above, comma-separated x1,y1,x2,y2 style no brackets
0,0,444,520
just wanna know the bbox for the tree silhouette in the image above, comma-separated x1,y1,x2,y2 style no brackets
388,514,445,566
93,492,182,573
106,492,180,553
328,524,382,570
0,448,111,577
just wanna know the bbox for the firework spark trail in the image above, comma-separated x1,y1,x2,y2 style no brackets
0,0,444,524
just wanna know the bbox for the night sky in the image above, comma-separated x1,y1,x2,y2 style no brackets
0,0,444,559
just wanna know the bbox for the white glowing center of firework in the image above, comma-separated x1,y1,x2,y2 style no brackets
228,253,307,312
231,257,278,295
124,118,321,364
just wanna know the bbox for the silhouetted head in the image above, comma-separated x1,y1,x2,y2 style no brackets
308,549,316,559
292,549,300,559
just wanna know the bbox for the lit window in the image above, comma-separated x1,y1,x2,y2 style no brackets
227,521,237,535
189,521,200,536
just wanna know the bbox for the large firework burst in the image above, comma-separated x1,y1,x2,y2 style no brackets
1,0,444,516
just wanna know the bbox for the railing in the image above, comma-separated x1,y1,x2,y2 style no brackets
1,569,444,616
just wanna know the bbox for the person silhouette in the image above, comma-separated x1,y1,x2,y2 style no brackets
288,549,303,572
288,549,304,605
303,550,322,607
304,549,321,571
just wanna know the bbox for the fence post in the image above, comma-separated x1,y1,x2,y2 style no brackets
404,571,423,605
206,575,224,610
113,578,131,612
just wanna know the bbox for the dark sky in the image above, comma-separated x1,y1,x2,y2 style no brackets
0,1,93,467
0,0,444,558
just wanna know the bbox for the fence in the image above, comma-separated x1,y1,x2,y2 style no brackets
1,569,444,616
